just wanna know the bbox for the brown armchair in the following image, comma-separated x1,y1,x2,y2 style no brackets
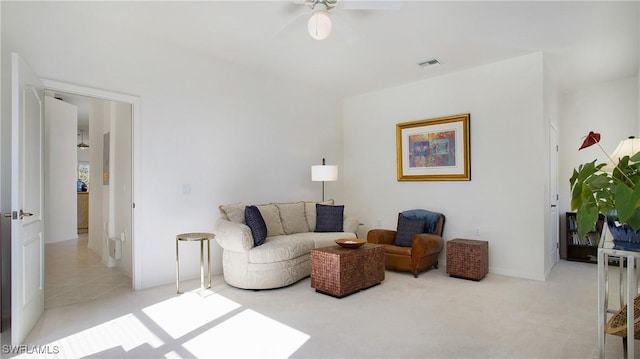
367,209,445,278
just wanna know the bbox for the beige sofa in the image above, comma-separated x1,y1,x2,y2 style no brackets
215,200,359,290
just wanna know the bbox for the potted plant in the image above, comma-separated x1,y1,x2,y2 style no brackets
569,131,640,247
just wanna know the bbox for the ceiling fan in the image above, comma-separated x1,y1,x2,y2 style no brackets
291,0,402,40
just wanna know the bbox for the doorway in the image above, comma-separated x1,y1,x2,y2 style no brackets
43,91,134,307
42,79,140,291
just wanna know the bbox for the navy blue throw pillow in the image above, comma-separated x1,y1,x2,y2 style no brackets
315,204,344,232
394,215,426,247
245,205,267,246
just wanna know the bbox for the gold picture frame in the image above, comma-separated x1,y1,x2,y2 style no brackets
396,113,470,181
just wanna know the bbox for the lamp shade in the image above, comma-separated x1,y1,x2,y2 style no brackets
604,136,640,172
312,165,338,181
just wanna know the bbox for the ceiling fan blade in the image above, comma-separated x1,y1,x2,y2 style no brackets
281,0,310,15
274,7,310,37
338,0,402,11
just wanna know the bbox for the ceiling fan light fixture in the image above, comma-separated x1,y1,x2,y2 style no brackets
78,130,89,149
308,4,332,40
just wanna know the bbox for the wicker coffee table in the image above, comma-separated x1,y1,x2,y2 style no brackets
310,243,385,298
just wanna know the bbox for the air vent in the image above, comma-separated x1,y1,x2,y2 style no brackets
418,58,441,69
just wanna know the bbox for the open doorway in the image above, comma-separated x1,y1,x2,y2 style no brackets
43,91,134,308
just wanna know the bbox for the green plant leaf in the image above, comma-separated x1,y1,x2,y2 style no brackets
577,203,599,240
615,182,640,226
588,173,611,189
570,181,583,211
625,210,640,232
614,183,634,222
569,168,579,187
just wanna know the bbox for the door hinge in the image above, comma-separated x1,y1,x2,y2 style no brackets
132,203,136,209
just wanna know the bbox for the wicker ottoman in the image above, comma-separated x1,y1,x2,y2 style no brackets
311,243,385,298
446,238,489,281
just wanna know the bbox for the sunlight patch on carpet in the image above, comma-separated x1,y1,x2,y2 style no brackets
182,309,310,358
29,313,164,358
142,291,241,339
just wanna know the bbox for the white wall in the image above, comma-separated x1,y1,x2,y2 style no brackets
1,2,344,288
44,96,78,243
343,53,548,280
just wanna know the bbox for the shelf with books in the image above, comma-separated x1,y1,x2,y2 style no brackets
566,211,604,263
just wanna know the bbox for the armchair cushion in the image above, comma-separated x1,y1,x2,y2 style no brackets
315,204,344,232
394,215,426,247
245,205,267,246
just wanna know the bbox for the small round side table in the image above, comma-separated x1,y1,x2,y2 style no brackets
176,232,215,294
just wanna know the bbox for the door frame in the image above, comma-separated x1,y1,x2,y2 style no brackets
42,79,141,290
549,122,560,268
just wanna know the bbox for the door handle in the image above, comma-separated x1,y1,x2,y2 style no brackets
551,204,557,208
19,210,33,219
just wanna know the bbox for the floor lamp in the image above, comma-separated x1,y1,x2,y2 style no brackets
311,158,338,201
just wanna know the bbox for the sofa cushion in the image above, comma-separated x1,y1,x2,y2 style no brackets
219,203,246,224
276,202,309,234
305,199,334,231
256,204,285,237
245,205,267,246
249,235,315,264
394,214,426,247
289,231,356,248
315,204,344,232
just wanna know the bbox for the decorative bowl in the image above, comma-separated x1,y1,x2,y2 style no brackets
335,238,366,249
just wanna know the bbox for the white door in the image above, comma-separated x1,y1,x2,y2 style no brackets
44,96,78,243
10,53,45,346
549,123,560,267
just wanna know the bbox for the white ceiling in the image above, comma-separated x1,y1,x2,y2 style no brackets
39,1,640,121
111,0,637,96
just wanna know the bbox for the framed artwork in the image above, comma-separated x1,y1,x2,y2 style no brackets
396,113,470,181
78,161,90,186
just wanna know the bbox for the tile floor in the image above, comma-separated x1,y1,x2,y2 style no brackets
45,234,131,309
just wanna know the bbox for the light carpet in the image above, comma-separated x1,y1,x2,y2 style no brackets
11,260,639,358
